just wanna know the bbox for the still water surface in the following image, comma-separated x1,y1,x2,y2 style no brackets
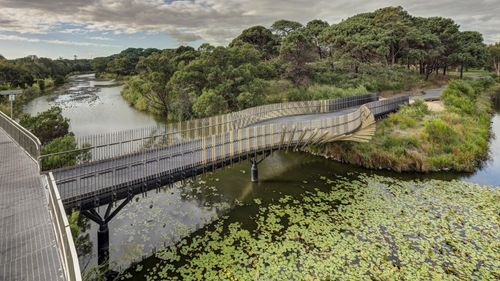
24,74,162,136
23,74,500,278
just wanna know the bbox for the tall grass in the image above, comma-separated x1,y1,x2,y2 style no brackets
315,79,496,172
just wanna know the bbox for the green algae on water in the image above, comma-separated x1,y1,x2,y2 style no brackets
146,175,499,280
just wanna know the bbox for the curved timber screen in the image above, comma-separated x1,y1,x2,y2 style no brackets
40,94,377,167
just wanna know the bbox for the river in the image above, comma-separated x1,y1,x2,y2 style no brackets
24,74,500,278
24,74,162,136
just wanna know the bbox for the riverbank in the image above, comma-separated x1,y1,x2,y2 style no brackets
118,65,447,120
312,79,499,172
0,79,59,118
0,73,90,118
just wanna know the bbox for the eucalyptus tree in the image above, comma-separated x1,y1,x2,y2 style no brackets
422,17,460,75
321,13,385,73
372,6,415,66
487,43,500,76
229,26,279,59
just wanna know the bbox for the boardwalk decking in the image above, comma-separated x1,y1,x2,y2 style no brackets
0,128,65,281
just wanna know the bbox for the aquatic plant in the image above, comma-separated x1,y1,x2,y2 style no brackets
146,175,499,280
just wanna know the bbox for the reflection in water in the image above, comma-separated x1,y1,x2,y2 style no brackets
23,74,162,137
460,92,500,186
76,152,471,279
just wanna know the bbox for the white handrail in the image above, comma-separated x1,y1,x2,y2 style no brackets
46,172,82,281
0,110,41,164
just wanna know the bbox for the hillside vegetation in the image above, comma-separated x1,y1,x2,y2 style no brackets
91,6,497,120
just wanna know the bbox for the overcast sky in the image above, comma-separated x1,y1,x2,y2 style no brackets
0,0,499,59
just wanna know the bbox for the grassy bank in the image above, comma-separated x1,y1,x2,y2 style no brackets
312,79,498,172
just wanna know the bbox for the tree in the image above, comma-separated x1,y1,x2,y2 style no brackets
422,17,460,75
451,31,487,79
372,6,414,65
20,107,70,144
488,43,500,76
198,43,215,53
280,30,318,85
41,135,90,170
322,13,385,73
271,20,303,37
92,57,109,73
0,61,34,88
230,26,278,59
142,71,172,116
192,89,228,117
305,19,329,58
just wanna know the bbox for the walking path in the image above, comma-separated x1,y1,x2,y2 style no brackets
0,128,64,281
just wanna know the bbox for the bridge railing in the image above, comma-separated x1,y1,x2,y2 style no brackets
40,94,377,170
54,96,409,207
75,94,376,149
0,109,41,163
45,173,82,281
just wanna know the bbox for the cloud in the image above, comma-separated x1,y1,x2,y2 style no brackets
0,0,498,44
0,33,120,47
88,36,112,41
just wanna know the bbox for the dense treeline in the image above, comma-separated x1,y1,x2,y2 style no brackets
51,7,500,120
0,55,93,117
1,7,499,121
0,55,92,89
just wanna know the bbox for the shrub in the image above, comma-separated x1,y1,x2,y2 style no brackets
286,84,368,101
446,80,476,98
424,119,458,144
193,90,228,117
20,107,70,144
237,92,257,109
441,83,476,115
41,135,90,170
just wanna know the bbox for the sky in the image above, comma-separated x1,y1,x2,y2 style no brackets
0,0,499,59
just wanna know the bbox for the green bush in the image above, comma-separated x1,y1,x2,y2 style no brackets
41,135,90,170
424,119,458,144
236,92,257,109
312,64,423,92
447,80,476,98
20,107,70,144
286,84,368,101
192,89,228,117
441,81,477,115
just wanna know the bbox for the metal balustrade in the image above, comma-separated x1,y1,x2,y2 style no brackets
50,96,409,209
0,110,41,164
48,94,377,165
0,111,80,280
45,173,82,281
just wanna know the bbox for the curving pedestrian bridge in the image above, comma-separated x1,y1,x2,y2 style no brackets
0,94,408,280
40,94,408,210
